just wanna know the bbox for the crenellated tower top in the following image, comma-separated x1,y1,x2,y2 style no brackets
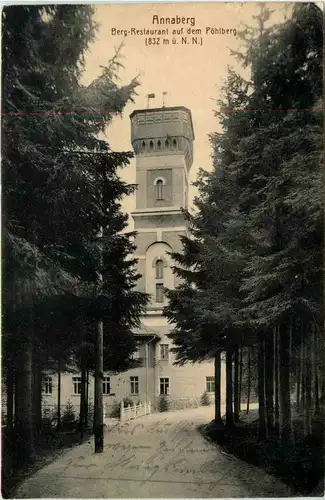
130,106,194,172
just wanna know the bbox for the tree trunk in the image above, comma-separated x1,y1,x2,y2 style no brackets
239,346,243,415
320,318,325,415
302,338,308,435
85,369,89,426
214,350,223,424
274,327,280,434
14,366,19,428
301,329,306,415
79,362,86,442
279,321,293,443
305,333,312,435
233,348,240,423
258,340,267,440
6,356,14,431
56,361,61,431
32,356,42,440
225,349,234,426
320,379,325,415
93,383,97,434
15,334,36,465
94,320,104,452
296,341,301,413
265,332,274,431
246,347,251,414
313,326,320,416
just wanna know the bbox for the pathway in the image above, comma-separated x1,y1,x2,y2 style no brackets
14,406,293,498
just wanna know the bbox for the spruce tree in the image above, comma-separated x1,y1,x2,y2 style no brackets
165,3,323,441
2,5,148,463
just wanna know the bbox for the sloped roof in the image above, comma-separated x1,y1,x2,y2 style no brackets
133,324,171,338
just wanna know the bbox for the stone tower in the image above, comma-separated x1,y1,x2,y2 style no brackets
130,106,195,316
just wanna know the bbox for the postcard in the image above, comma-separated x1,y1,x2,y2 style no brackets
2,2,324,498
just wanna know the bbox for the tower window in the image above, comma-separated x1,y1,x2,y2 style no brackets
156,283,164,303
165,139,169,148
156,259,164,279
156,179,164,200
149,140,154,149
142,141,146,149
157,140,161,149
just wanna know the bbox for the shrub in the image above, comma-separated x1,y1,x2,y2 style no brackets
158,395,169,412
200,391,211,406
203,418,325,495
123,397,134,407
42,407,57,429
109,401,120,418
109,397,135,418
61,400,77,430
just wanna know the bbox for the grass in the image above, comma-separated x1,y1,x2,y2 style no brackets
199,410,324,496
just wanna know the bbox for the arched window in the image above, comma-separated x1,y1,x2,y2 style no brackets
142,141,146,149
156,259,164,279
165,139,169,148
156,179,164,200
153,256,165,303
156,284,164,303
157,140,161,149
173,139,177,149
149,140,154,150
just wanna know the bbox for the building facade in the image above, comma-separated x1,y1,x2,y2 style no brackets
30,106,226,419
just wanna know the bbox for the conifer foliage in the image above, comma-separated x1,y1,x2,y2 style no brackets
2,4,148,471
165,4,323,486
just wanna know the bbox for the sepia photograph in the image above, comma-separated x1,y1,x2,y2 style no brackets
1,1,324,498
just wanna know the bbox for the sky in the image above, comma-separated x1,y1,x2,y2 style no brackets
82,2,289,225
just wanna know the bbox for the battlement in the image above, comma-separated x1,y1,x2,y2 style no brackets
130,106,194,170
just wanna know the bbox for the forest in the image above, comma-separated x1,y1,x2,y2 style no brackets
2,4,149,495
165,3,324,495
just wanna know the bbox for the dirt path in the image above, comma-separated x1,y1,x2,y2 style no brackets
14,407,293,498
